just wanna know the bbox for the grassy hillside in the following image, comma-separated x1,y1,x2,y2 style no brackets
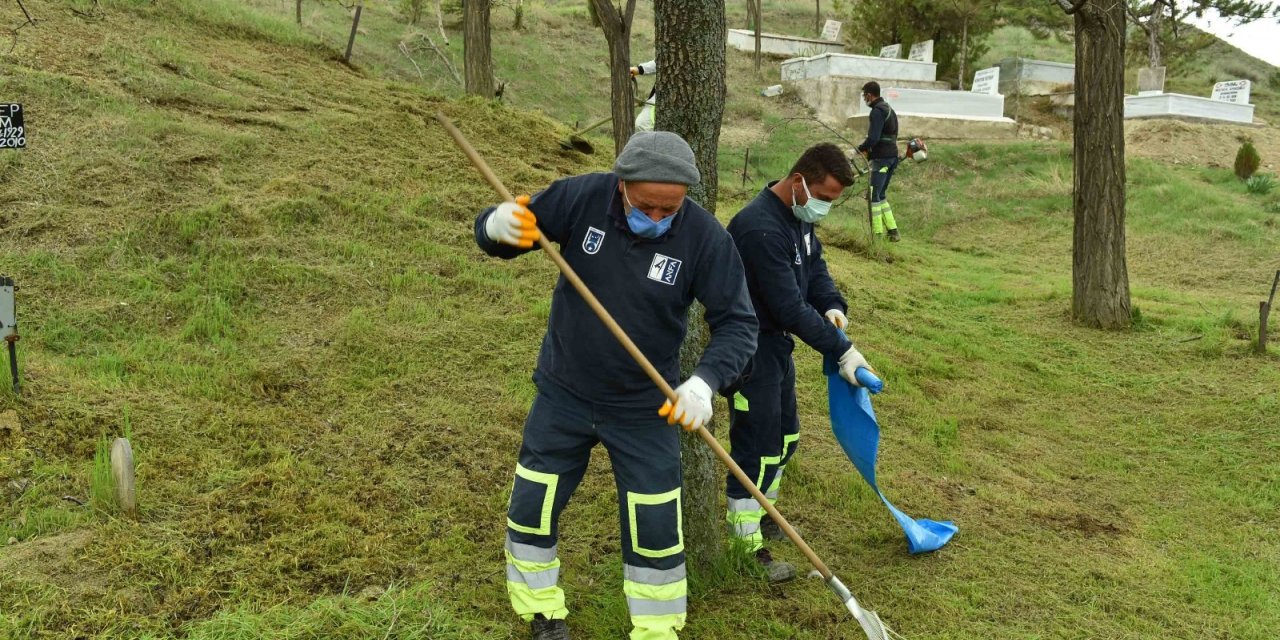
2,1,1279,639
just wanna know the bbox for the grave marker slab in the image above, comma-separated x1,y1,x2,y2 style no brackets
1211,79,1251,104
879,44,901,59
821,19,842,42
1137,66,1166,96
971,67,1000,95
0,104,24,149
908,40,934,63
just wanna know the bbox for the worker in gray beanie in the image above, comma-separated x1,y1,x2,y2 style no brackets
474,129,757,640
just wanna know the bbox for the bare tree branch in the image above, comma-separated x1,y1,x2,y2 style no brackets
398,42,424,79
402,33,461,85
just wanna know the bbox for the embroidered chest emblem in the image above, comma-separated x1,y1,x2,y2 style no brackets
582,226,606,255
648,253,682,285
804,232,812,256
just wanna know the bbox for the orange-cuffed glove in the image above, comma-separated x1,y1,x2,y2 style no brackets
483,195,540,248
658,375,713,432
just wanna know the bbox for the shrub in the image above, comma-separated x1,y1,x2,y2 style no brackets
1234,140,1260,180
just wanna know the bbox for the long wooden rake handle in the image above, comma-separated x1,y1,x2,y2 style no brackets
435,112,836,581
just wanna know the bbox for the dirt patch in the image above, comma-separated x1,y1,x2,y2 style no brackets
0,530,104,594
1125,119,1280,171
1033,511,1127,537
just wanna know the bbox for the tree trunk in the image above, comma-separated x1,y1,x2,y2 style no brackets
675,307,722,574
514,0,525,30
753,0,762,74
815,0,820,37
958,15,967,90
589,0,637,156
296,0,302,25
1070,0,1131,328
656,0,728,575
1147,0,1163,69
464,0,495,97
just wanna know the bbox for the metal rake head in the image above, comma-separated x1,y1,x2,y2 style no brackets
827,575,897,640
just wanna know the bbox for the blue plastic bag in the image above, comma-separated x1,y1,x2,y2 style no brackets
824,356,958,554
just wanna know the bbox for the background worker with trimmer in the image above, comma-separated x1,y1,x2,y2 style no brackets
857,81,902,242
630,60,658,132
473,131,758,640
724,143,876,582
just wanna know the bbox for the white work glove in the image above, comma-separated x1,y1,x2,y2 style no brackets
659,375,713,431
484,195,539,248
824,308,848,330
838,344,873,387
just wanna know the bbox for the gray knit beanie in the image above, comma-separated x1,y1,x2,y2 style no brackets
613,131,701,186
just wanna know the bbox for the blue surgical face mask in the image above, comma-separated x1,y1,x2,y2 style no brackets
623,182,675,238
792,176,833,224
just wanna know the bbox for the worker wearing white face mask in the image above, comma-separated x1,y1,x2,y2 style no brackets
724,143,876,582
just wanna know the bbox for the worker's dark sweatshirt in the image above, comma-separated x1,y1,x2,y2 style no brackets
857,97,899,160
474,172,758,409
727,184,851,359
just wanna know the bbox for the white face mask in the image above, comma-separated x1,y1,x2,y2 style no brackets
791,176,832,223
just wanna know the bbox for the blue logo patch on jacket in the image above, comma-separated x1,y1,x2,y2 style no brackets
648,253,682,285
583,226,606,255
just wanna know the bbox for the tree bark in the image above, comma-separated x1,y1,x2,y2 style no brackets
1070,0,1131,328
656,0,728,575
747,0,757,73
1147,0,1163,69
958,15,967,90
464,0,495,97
296,0,302,25
589,0,637,156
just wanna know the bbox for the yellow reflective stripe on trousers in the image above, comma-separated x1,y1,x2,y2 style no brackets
733,391,749,411
726,496,765,551
630,614,686,640
767,433,800,499
626,488,683,559
624,563,686,639
507,464,558,536
506,580,568,622
624,580,687,619
505,549,559,589
504,534,566,621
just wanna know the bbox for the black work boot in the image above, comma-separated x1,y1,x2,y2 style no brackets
531,614,570,640
887,228,901,242
755,548,797,583
761,516,801,542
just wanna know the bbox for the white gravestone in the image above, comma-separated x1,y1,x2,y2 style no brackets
1211,80,1251,104
908,40,934,63
879,43,901,59
821,19,842,42
971,67,1000,95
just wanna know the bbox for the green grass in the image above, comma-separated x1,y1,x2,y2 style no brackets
1,0,1279,639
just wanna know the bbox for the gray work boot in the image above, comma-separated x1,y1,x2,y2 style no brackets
761,516,801,542
755,548,797,583
531,614,570,640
